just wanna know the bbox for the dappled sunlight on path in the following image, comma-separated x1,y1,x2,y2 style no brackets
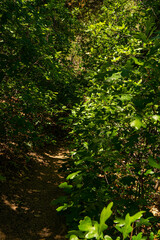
0,147,69,240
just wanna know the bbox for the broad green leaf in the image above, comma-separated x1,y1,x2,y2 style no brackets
70,235,79,240
100,202,113,232
106,72,122,82
120,94,132,101
56,203,68,212
115,225,123,234
50,196,67,205
83,142,88,150
78,217,94,232
104,235,113,240
144,169,154,176
59,182,73,189
130,118,142,130
132,232,143,240
148,156,160,169
152,115,160,121
78,217,99,239
122,212,144,239
115,212,144,239
122,225,133,239
67,171,81,180
114,218,125,227
85,222,99,239
67,230,84,239
130,211,145,223
149,232,155,240
125,213,131,225
115,223,132,238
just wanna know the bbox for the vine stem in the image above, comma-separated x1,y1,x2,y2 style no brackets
130,222,134,240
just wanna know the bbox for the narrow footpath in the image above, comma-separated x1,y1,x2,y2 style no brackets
0,147,69,240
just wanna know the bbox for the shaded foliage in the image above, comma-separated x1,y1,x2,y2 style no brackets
0,0,78,171
55,0,160,236
0,0,159,237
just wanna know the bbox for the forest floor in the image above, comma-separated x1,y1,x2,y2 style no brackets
0,144,69,240
0,144,159,240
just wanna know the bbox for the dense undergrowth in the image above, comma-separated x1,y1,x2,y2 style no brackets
0,0,80,175
0,0,160,239
54,0,160,239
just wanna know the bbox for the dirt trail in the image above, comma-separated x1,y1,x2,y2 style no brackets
0,147,69,240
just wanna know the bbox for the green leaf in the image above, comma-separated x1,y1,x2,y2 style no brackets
148,156,160,169
56,203,68,212
134,32,147,42
70,235,79,240
107,72,122,82
78,217,93,231
115,223,132,239
78,217,99,239
152,115,160,121
144,169,154,176
85,222,99,239
50,196,67,205
100,202,113,232
132,232,143,240
59,182,73,189
114,218,125,227
83,142,88,150
130,211,145,223
130,117,142,130
67,171,81,180
120,94,132,102
67,230,84,239
125,213,131,225
122,225,133,239
149,232,155,240
115,212,144,239
136,217,151,227
132,57,144,66
104,235,113,240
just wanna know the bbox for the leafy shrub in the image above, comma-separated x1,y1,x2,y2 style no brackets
0,0,78,169
68,202,159,240
55,0,160,232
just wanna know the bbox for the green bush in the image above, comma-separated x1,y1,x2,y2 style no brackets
68,202,159,240
0,0,78,168
55,0,160,232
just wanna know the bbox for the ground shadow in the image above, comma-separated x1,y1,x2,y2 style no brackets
0,147,70,240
